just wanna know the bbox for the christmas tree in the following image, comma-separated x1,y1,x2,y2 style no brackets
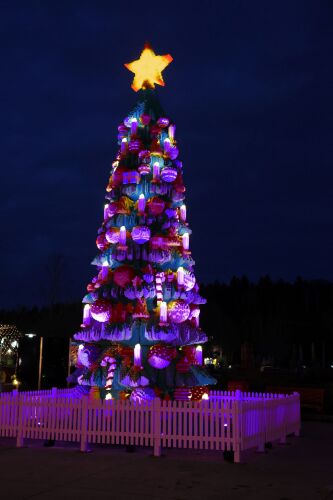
72,44,216,401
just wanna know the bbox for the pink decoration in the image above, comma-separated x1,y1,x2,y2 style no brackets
167,300,190,323
138,164,150,175
90,299,112,323
131,225,151,244
106,227,120,244
106,202,118,218
140,114,151,125
157,117,170,128
96,233,108,250
148,197,165,215
161,166,177,182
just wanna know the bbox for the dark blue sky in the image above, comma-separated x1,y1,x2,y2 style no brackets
1,1,333,308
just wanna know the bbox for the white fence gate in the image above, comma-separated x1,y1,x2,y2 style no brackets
0,389,300,463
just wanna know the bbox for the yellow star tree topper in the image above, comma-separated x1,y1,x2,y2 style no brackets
125,43,173,92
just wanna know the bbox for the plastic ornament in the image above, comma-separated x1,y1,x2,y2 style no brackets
183,270,196,291
138,149,150,161
138,164,150,175
161,166,177,182
114,265,135,288
140,114,151,125
147,345,176,369
96,233,108,250
148,197,165,215
167,300,190,323
90,299,112,323
131,225,151,244
157,117,170,128
106,202,118,218
105,227,120,244
130,388,155,402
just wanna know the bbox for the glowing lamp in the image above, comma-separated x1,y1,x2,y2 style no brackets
168,124,176,141
182,232,189,250
101,260,109,281
121,138,127,154
153,162,160,181
104,204,109,220
195,345,203,365
130,118,138,136
177,267,184,286
202,393,209,400
119,226,126,246
180,204,186,222
134,343,141,367
159,301,167,324
82,304,91,326
138,194,146,213
164,138,171,154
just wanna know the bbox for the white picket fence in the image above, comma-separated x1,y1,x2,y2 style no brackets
0,389,300,462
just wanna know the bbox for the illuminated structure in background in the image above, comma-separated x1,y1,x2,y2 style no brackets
72,45,216,401
0,324,21,386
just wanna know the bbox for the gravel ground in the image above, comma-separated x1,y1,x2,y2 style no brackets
0,421,332,500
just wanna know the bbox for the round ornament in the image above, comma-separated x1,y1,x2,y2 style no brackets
184,271,196,291
147,345,176,369
131,225,151,244
105,227,120,244
90,299,112,323
140,114,151,125
118,124,127,133
114,265,136,288
167,300,190,323
111,169,123,187
138,164,150,175
138,149,150,161
106,202,118,218
96,233,108,251
157,117,169,128
148,197,165,215
161,166,177,183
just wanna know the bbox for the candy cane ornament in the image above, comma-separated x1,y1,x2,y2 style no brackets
101,356,117,391
155,272,165,304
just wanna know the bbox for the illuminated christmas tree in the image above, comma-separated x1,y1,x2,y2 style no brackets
72,44,216,401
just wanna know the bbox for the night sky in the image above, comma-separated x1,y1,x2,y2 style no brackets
1,1,333,309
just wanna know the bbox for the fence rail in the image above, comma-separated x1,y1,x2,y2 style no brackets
0,389,300,462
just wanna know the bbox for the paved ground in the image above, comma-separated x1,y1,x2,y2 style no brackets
0,421,332,500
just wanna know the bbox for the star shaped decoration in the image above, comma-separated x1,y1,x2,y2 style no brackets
125,43,173,92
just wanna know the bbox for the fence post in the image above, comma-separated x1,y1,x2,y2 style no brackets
233,390,242,463
16,392,24,448
293,392,301,437
256,397,266,453
80,396,89,452
153,397,161,457
279,395,287,444
51,387,57,398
